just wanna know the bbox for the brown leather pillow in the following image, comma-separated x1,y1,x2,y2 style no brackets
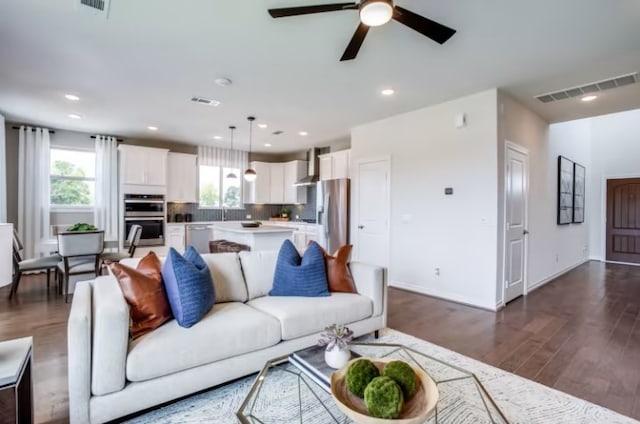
110,252,172,340
319,244,357,293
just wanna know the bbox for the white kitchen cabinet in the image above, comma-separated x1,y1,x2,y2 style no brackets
284,160,308,204
319,149,351,181
244,160,307,204
119,145,169,186
167,153,198,202
166,224,185,252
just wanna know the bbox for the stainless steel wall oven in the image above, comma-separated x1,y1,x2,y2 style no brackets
123,194,165,246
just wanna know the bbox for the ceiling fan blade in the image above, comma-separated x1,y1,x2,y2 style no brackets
268,3,357,18
392,6,456,44
340,23,370,61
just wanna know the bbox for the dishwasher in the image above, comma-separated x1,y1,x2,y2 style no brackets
185,224,213,254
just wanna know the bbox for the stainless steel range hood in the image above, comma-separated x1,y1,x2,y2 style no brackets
294,148,320,186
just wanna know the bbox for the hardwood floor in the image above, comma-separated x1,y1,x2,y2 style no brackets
1,260,639,423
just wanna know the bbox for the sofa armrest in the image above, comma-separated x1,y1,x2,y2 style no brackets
68,281,92,424
91,275,130,396
349,261,387,321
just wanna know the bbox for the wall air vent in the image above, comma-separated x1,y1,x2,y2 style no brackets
77,0,110,17
190,97,221,107
535,72,638,103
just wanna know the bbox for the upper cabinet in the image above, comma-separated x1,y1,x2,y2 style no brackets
119,145,169,186
319,149,351,181
244,160,307,204
167,153,198,202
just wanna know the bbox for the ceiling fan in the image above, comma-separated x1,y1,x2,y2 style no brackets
268,0,456,61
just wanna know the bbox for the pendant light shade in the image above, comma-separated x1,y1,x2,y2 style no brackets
244,116,257,182
226,125,238,179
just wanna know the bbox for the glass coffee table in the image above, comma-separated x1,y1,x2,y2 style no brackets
237,342,510,424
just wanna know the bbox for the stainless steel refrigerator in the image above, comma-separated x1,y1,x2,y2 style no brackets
316,179,350,252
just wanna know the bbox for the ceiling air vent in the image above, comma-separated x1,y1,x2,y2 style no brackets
77,0,110,17
535,72,638,103
190,97,221,107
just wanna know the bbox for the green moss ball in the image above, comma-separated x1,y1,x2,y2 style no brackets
345,359,380,398
364,376,404,419
382,361,418,399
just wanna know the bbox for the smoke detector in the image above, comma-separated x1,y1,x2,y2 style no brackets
215,78,233,87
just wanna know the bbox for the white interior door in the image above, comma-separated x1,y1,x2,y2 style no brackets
354,157,390,267
504,143,529,303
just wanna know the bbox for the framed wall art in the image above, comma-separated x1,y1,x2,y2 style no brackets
557,156,574,225
573,162,585,223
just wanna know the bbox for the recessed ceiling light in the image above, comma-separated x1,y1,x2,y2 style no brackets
68,113,82,119
381,88,395,96
147,126,158,131
258,123,268,129
581,95,598,102
214,77,232,87
264,143,272,147
298,131,308,136
213,135,223,140
65,94,80,101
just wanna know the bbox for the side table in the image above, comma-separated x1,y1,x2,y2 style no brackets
0,337,33,424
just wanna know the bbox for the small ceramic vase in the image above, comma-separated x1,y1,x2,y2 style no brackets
325,346,351,369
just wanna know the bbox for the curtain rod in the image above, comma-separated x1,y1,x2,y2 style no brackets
11,126,55,134
90,135,124,142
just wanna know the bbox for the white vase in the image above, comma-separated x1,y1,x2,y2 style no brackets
325,346,351,369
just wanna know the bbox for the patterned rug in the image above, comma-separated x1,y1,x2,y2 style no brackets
125,329,638,424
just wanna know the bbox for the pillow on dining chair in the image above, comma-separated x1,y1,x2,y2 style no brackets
110,252,173,340
162,246,215,328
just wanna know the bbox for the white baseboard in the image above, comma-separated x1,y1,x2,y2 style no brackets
390,281,499,312
527,259,589,293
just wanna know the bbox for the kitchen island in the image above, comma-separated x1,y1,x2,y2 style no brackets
211,222,295,251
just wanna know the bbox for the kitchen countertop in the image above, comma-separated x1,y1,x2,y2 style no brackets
211,222,296,234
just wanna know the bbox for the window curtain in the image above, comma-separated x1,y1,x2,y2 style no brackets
94,136,119,240
198,145,248,170
0,113,6,223
18,126,51,259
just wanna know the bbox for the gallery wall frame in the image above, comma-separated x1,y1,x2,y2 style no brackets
573,162,586,223
557,156,574,225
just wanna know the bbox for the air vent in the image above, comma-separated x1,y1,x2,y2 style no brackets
190,97,221,107
535,72,638,103
77,0,110,17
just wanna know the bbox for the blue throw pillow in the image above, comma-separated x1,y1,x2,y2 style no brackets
269,240,329,297
162,246,215,328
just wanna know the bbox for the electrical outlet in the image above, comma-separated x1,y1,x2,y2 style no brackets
435,267,440,276
555,254,559,263
246,214,252,219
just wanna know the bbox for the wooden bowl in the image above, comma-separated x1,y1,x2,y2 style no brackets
331,358,439,424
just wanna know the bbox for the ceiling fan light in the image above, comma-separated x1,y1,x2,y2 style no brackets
244,168,257,182
360,0,393,27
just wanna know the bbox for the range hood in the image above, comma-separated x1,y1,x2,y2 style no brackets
294,148,320,186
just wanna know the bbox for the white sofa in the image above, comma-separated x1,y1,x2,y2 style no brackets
67,250,387,423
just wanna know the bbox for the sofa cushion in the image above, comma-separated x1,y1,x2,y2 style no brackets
109,252,172,340
201,252,248,303
247,293,373,340
320,244,357,293
269,240,329,297
239,250,278,300
162,247,215,328
126,302,281,382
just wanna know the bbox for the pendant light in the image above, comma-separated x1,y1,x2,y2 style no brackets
244,116,257,182
226,125,237,179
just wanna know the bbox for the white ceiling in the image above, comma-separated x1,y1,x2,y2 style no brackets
0,0,639,153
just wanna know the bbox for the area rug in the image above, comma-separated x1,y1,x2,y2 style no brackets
124,328,638,423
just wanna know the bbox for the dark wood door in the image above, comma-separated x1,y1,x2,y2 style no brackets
606,178,640,263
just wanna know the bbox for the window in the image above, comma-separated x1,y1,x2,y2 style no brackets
50,148,96,207
199,166,242,208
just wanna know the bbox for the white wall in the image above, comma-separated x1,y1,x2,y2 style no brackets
351,89,499,310
0,113,6,222
497,93,590,304
587,108,640,260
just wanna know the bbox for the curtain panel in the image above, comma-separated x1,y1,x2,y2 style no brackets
18,126,51,259
197,146,247,170
94,136,119,240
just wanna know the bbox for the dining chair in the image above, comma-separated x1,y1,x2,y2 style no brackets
57,230,105,303
8,230,61,299
100,224,142,269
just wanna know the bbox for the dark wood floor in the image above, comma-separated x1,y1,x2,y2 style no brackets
1,260,639,423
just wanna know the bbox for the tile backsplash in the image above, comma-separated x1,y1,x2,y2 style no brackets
167,185,317,222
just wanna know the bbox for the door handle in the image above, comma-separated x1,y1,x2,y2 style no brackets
523,229,529,235
358,225,365,229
